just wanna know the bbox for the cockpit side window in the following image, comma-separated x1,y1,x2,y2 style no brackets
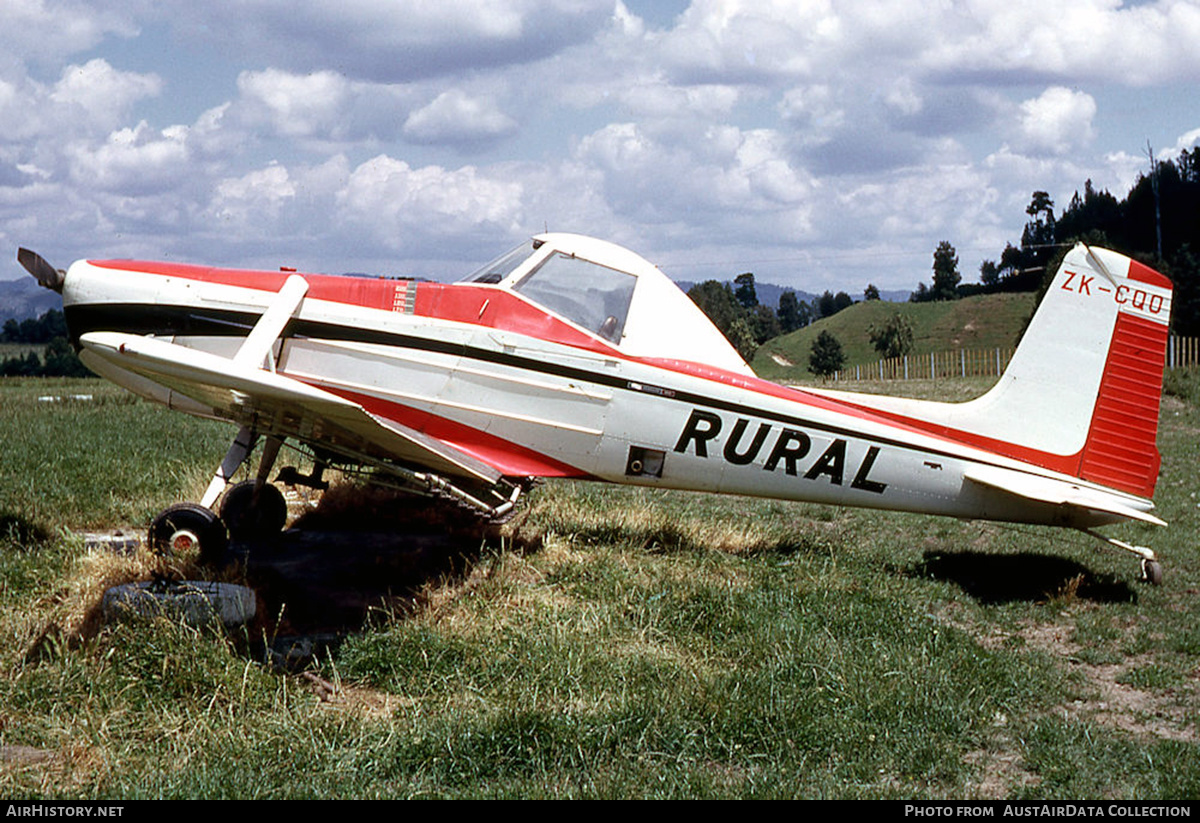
513,253,637,343
461,242,536,284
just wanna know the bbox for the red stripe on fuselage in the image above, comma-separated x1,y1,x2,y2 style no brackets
321,386,589,479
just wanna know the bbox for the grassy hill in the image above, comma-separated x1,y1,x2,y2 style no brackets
751,291,1037,381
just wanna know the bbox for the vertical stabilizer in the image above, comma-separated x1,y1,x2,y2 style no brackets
811,245,1173,497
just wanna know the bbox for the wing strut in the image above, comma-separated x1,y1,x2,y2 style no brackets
199,275,309,508
234,273,308,371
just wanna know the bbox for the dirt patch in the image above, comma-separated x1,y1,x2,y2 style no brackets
963,736,1042,798
938,599,1197,796
301,674,411,720
985,618,1196,743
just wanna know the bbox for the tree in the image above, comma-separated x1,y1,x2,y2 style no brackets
1024,190,1056,240
863,283,880,301
42,336,91,377
868,313,914,359
687,280,744,335
808,330,846,378
1020,191,1057,283
733,272,758,310
687,280,758,361
979,260,1000,288
777,290,810,333
930,241,961,301
815,290,837,318
725,316,759,362
750,303,781,344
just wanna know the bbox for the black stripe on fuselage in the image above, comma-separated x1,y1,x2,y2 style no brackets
61,301,1047,475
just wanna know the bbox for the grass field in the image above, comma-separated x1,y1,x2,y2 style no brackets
0,374,1197,799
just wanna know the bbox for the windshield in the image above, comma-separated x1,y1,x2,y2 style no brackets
513,252,636,343
460,242,538,284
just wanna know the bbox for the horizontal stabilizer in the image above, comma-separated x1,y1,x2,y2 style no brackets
78,331,501,484
963,464,1165,527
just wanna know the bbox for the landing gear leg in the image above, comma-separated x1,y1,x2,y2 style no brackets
201,425,259,510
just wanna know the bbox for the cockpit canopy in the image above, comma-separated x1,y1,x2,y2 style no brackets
461,233,752,375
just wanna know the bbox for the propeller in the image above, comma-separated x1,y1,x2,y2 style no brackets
17,248,65,293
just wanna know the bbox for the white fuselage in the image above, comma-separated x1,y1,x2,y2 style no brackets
62,256,1149,531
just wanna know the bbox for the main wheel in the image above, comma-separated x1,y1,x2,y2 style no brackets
220,480,288,541
148,503,228,565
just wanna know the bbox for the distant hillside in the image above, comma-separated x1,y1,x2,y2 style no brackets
0,278,61,320
751,292,1037,380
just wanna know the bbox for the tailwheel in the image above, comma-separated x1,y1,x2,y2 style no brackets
1080,529,1163,586
148,503,229,565
1142,559,1164,587
220,480,288,541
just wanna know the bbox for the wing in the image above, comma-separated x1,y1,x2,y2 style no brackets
78,331,502,485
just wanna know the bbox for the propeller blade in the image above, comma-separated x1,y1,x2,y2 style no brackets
17,248,64,292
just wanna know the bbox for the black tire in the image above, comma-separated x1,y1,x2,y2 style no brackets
1143,559,1164,586
220,480,288,541
148,503,228,565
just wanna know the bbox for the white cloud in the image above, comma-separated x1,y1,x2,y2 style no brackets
402,90,518,147
1171,127,1200,153
51,59,162,131
656,0,840,83
236,69,352,139
335,155,524,251
209,164,296,225
1014,86,1097,156
65,121,188,194
0,0,138,62
921,0,1200,85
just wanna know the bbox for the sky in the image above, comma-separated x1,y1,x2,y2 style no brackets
2,0,1200,295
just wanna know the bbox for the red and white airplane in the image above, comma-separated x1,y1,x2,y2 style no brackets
19,234,1173,582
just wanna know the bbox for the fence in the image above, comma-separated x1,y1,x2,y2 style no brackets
1169,336,1200,369
829,336,1200,383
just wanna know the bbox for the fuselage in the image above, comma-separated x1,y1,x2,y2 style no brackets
58,246,1156,534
